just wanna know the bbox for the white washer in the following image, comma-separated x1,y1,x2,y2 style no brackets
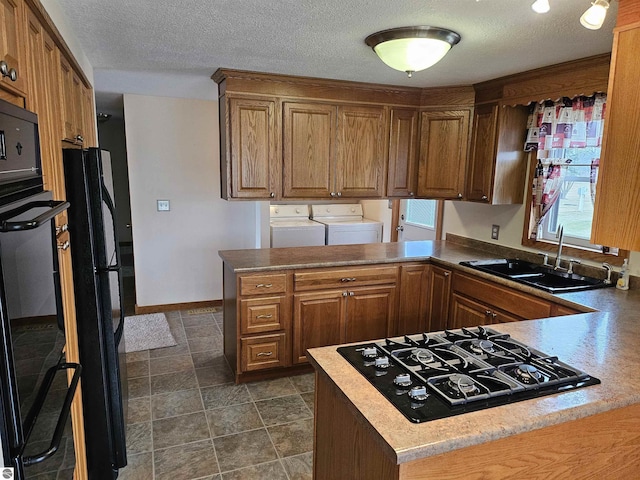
310,204,383,245
270,204,325,248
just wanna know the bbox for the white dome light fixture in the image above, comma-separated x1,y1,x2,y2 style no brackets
365,26,461,78
580,0,610,30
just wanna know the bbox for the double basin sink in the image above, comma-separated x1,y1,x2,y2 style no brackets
460,258,613,294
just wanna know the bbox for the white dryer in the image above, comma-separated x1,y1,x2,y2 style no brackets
269,204,325,248
310,204,383,245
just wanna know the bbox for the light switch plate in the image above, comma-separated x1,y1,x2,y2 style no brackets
157,200,170,211
491,224,500,240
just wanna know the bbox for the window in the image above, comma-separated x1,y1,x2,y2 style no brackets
522,94,627,265
406,199,436,229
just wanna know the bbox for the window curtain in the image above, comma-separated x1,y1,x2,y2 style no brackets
524,93,606,240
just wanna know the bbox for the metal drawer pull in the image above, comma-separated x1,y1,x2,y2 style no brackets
257,351,273,357
255,314,273,319
255,283,273,288
57,240,70,251
340,277,357,282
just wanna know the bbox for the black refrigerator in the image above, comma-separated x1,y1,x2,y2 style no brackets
63,148,127,479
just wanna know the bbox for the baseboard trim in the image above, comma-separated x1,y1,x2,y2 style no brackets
134,299,222,315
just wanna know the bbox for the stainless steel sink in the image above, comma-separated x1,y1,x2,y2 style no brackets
459,258,613,294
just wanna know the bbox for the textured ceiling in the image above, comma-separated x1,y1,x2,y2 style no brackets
56,0,617,109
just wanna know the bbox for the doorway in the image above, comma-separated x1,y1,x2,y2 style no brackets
393,199,442,241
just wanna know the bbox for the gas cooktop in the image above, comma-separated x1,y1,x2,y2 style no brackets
338,326,600,423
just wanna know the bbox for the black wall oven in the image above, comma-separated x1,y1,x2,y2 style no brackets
0,99,80,479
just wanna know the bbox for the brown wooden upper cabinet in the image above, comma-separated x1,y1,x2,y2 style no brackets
591,10,640,251
221,96,280,199
417,108,471,199
283,102,387,199
466,103,529,204
387,108,419,198
0,0,27,99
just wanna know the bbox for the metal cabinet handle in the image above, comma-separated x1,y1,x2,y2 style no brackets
491,313,497,319
57,240,70,251
8,68,17,82
257,351,273,357
269,192,275,198
340,277,357,282
409,192,414,196
0,61,7,76
330,192,336,197
443,271,450,277
485,310,492,316
457,193,463,199
349,291,355,296
255,283,273,288
337,192,342,197
481,195,488,201
342,291,348,296
75,135,84,143
55,223,69,235
255,314,273,319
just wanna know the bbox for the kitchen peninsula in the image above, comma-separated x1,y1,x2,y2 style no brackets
220,239,640,479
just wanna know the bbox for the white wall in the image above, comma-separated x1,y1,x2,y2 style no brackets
123,94,258,307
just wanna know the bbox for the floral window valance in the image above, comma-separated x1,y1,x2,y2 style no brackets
523,93,606,240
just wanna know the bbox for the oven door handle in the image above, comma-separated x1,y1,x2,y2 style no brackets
0,200,70,232
21,361,82,467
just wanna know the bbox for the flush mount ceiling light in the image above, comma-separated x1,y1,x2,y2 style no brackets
365,26,461,78
531,0,611,30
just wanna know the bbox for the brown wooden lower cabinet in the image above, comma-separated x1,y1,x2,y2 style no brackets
449,293,521,329
313,371,640,480
427,265,452,331
293,290,346,364
397,264,429,335
292,284,396,363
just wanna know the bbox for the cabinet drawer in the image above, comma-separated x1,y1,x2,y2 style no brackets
294,266,398,291
239,273,287,295
453,273,551,320
240,296,288,335
240,333,287,372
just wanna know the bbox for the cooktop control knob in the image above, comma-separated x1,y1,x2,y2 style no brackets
361,347,377,359
393,373,412,388
374,356,390,369
408,385,428,401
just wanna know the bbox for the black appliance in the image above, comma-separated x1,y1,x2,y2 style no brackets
0,99,81,479
338,326,600,423
63,148,127,479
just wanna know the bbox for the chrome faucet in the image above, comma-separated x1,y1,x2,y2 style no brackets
554,225,564,270
602,263,613,284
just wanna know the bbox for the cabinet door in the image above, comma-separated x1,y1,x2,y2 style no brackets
427,266,451,332
344,285,396,343
0,0,27,95
293,291,346,364
417,109,470,199
466,103,497,202
387,108,419,197
58,55,76,142
229,97,280,199
335,105,388,198
449,293,492,329
283,102,335,198
397,264,428,335
591,26,640,250
81,84,96,147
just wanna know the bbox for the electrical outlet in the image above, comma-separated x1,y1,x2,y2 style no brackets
157,200,170,211
491,224,500,240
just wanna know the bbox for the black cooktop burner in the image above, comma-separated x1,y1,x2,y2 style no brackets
338,326,600,423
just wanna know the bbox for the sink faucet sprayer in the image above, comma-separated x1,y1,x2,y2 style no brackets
554,225,564,270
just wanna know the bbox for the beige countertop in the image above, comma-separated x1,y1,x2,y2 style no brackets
220,239,640,464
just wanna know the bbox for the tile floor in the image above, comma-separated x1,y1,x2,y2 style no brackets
119,309,314,480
